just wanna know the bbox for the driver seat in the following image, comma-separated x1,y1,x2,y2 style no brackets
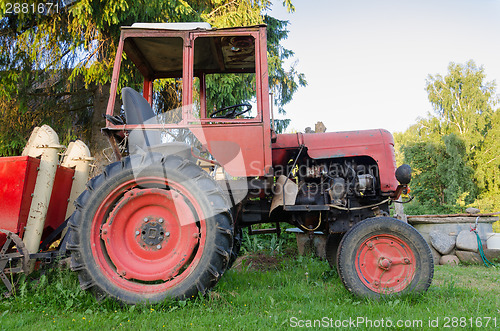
121,87,194,159
122,87,161,153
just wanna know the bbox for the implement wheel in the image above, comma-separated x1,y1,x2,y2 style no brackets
68,154,233,304
0,230,29,297
337,217,433,298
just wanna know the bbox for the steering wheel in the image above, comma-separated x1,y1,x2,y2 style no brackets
210,103,252,119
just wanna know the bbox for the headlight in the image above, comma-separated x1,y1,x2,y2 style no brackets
395,164,412,185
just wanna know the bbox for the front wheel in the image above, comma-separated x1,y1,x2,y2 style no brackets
337,217,433,298
68,154,233,304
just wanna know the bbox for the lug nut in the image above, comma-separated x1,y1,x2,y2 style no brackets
165,232,170,237
156,244,162,249
135,231,140,236
144,217,149,222
159,218,164,223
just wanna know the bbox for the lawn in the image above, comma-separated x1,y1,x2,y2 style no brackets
1,249,499,331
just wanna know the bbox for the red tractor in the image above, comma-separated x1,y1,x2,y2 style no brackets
1,23,433,304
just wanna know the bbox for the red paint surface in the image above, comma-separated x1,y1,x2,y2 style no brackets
101,188,198,281
0,156,39,235
191,124,267,177
355,234,416,293
0,156,74,241
43,165,75,240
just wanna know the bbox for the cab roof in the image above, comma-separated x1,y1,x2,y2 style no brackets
126,22,212,31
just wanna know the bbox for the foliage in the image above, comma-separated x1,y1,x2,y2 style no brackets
0,0,94,154
205,73,256,114
0,0,305,156
395,60,499,214
400,134,476,214
474,109,500,211
240,226,295,255
426,61,495,154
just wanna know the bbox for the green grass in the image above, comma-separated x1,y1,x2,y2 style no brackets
1,254,499,330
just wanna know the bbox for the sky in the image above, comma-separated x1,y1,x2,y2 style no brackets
270,0,500,133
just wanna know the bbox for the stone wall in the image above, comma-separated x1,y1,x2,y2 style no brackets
408,215,500,265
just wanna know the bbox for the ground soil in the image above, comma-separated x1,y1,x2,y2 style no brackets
231,253,284,272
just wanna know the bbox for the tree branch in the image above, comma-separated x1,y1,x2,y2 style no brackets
486,156,499,165
207,0,238,17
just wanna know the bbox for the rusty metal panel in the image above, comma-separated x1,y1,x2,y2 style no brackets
0,156,40,235
191,124,266,177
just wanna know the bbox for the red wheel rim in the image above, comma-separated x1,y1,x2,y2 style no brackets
355,234,416,293
90,177,206,294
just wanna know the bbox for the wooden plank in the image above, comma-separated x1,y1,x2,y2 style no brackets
408,216,499,224
407,212,499,218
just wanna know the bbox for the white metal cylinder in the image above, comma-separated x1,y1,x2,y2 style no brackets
22,125,62,261
61,140,93,220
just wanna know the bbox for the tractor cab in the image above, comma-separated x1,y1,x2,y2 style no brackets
104,23,272,177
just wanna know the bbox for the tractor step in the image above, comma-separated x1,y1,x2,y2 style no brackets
249,228,278,234
248,225,281,235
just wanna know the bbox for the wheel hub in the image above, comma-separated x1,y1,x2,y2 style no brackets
138,218,168,249
378,257,392,270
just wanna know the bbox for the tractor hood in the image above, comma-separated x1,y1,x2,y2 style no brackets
304,129,395,160
272,129,399,193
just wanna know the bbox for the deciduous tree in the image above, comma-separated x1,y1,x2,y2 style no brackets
426,60,495,157
396,60,499,213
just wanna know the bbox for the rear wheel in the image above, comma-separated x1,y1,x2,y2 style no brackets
68,154,233,304
337,217,433,298
227,227,242,269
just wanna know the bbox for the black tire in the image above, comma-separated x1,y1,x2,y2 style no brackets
67,153,233,304
227,226,243,269
337,217,433,299
325,233,344,271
